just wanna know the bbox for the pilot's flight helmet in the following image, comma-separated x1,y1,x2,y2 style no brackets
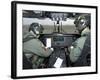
74,14,91,32
29,23,44,35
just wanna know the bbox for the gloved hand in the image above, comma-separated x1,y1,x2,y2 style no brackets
68,46,74,52
41,43,54,51
68,41,77,54
45,47,54,51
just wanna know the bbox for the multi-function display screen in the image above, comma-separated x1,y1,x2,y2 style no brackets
53,36,64,42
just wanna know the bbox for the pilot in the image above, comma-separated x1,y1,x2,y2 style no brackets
68,14,90,66
23,23,53,69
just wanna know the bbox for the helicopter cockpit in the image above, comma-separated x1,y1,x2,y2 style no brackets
23,10,90,69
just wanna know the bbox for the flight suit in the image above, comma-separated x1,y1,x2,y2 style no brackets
23,32,53,68
69,27,90,63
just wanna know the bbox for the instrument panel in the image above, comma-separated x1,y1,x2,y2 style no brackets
39,33,80,48
51,34,77,47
